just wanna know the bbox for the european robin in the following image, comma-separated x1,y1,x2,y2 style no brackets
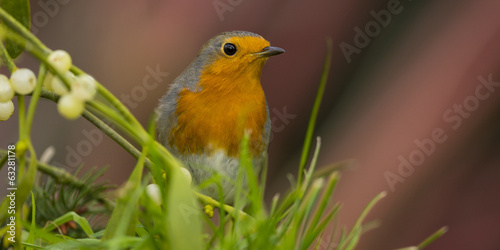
156,31,284,203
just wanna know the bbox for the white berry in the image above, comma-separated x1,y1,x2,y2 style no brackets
51,71,75,96
72,74,97,101
10,68,37,95
48,50,72,72
0,75,14,102
57,94,84,120
146,184,162,205
0,100,15,121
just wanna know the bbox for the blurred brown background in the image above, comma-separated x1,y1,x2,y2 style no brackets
1,0,500,249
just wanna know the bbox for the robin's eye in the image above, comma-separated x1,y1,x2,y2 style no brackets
223,43,237,56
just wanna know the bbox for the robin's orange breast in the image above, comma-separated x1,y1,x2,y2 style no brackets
168,65,268,158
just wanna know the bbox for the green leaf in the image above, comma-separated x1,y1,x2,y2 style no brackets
0,0,31,59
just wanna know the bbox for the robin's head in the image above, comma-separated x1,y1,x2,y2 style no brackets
194,31,284,84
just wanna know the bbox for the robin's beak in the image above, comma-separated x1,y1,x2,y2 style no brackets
255,46,285,57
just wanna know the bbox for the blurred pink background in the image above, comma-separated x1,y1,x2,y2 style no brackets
1,0,500,249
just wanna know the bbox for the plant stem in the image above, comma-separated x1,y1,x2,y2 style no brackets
18,95,26,139
85,100,145,144
0,42,16,72
81,111,152,169
17,95,26,176
25,65,47,135
196,193,254,223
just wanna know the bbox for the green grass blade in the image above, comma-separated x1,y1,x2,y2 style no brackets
344,227,362,250
26,192,36,249
297,38,332,187
240,131,263,216
308,172,339,233
300,172,340,249
20,242,44,249
307,205,340,248
269,194,280,217
296,178,324,248
282,137,323,247
312,159,355,179
20,220,62,244
43,211,94,238
102,146,147,241
279,137,322,234
302,137,322,192
417,226,448,249
338,192,386,249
